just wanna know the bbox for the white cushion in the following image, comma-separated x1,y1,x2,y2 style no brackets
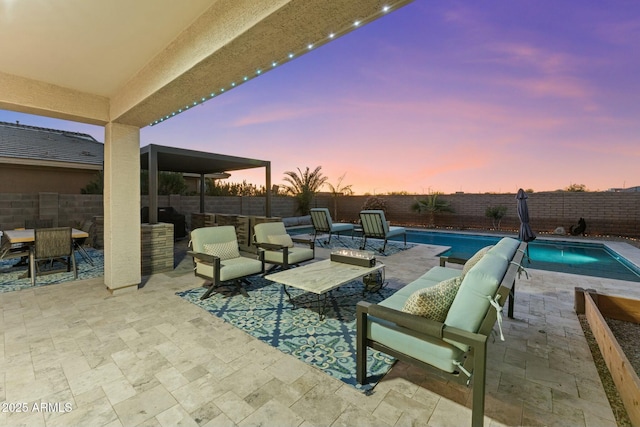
203,241,240,260
402,276,462,322
267,234,294,248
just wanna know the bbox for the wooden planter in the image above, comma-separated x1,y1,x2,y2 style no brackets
575,287,640,425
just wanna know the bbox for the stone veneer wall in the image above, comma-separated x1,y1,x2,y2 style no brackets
140,223,174,275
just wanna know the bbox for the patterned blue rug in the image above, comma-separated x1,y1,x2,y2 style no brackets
312,234,414,256
0,248,104,293
177,277,396,392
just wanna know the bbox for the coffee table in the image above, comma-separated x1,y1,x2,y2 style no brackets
265,259,385,320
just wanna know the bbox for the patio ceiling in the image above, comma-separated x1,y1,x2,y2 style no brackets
0,0,414,128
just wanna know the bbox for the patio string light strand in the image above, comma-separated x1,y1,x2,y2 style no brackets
149,3,403,127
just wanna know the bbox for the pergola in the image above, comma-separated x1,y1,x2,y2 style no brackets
0,0,413,293
140,144,272,222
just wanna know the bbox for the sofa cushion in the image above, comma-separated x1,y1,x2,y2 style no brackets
195,256,263,281
203,241,240,260
402,276,462,322
368,315,465,373
267,234,294,248
487,237,520,261
444,252,508,351
263,246,314,265
462,245,493,276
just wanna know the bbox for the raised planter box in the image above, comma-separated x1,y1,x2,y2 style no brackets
574,288,640,425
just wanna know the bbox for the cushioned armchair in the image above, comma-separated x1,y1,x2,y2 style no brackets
189,226,264,300
310,208,355,243
253,221,314,273
359,210,406,253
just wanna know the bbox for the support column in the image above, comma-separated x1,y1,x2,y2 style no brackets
104,123,141,293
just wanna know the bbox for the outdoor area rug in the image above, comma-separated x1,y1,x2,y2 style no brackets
312,235,415,256
0,248,104,293
177,277,397,392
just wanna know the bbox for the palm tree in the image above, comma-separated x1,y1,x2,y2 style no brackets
411,193,454,227
282,166,328,215
326,173,353,220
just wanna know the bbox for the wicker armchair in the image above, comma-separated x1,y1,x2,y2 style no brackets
29,227,77,285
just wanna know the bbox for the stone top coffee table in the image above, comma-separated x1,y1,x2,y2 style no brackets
265,259,385,320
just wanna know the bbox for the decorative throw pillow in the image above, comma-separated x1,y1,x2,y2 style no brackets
267,234,294,248
402,276,462,322
462,245,493,276
203,241,240,260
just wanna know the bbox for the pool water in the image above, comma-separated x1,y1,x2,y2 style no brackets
395,230,640,282
290,226,640,282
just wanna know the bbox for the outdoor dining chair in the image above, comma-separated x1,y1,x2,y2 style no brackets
29,227,77,286
73,220,95,266
310,208,355,243
25,218,54,228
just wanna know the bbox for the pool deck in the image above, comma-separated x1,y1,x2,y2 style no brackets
1,238,639,426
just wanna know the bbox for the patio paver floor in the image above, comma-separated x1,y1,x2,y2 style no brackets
1,239,638,426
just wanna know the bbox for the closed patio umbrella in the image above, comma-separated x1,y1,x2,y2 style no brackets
516,189,535,263
516,188,536,242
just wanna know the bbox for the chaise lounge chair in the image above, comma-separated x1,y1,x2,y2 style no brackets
310,208,355,243
253,221,314,273
359,210,406,253
189,225,264,300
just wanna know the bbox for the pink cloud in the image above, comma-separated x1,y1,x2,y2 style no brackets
231,105,321,127
488,42,578,75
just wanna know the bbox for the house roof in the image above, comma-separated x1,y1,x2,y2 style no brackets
0,121,103,169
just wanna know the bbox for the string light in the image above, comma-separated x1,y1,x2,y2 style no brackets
150,0,408,126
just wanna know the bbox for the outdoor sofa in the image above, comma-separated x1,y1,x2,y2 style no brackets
357,237,527,427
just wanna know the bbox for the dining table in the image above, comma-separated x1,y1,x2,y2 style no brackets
1,228,91,263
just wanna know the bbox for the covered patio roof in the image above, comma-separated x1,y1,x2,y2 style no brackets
0,0,414,291
140,144,271,222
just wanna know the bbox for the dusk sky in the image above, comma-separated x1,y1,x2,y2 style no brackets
2,1,639,195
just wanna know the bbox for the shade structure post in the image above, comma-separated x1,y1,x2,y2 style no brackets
200,173,205,213
265,161,271,217
148,146,158,224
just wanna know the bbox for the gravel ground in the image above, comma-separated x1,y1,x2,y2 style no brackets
606,317,640,377
579,315,634,426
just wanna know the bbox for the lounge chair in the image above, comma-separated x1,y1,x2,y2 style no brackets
359,210,406,253
253,221,314,273
309,208,355,243
188,225,264,300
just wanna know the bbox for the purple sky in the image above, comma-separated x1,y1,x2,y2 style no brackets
2,1,639,194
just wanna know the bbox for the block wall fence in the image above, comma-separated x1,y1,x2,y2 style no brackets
1,191,638,239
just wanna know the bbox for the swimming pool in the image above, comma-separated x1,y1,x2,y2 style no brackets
397,230,640,282
291,227,640,282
